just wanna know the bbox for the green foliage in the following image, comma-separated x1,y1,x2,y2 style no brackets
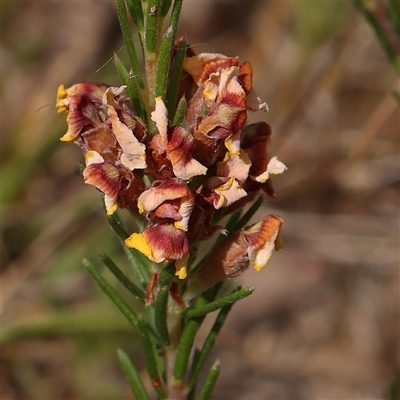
352,0,400,99
185,286,255,318
353,0,400,73
116,0,145,88
117,349,151,400
197,361,220,400
69,1,269,398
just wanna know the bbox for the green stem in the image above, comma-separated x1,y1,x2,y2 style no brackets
142,0,159,126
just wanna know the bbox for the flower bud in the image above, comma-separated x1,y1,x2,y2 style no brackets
193,214,284,289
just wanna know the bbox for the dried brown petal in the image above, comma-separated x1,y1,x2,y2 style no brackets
243,214,284,271
60,93,105,142
117,170,145,209
138,178,194,231
107,104,147,170
193,214,284,288
183,53,239,84
242,122,272,178
194,230,249,288
83,151,121,215
199,176,247,209
151,98,207,179
216,150,251,184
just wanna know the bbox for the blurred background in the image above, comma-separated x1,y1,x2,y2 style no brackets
1,0,399,399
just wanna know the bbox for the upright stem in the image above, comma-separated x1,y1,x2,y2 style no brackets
165,299,186,399
143,50,157,129
141,1,160,134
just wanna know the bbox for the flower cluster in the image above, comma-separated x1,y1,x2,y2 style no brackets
57,51,286,283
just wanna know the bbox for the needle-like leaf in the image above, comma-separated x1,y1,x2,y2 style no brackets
117,349,151,400
125,0,144,31
137,318,166,398
117,0,145,88
197,360,220,400
185,286,254,319
83,259,139,329
99,252,145,302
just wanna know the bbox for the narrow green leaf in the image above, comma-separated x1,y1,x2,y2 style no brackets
114,53,147,122
167,38,186,118
154,285,170,345
150,330,166,380
117,349,151,400
187,348,200,400
158,261,176,286
99,252,145,302
234,195,264,231
155,25,174,100
197,360,220,400
145,0,159,53
127,74,148,124
386,381,399,400
389,0,400,14
224,209,243,234
173,317,203,381
352,0,400,72
154,0,183,100
106,212,151,288
170,0,183,32
173,297,208,381
210,209,243,251
188,305,232,388
137,318,166,398
388,0,400,35
172,96,187,126
106,210,129,240
83,259,139,329
185,286,255,318
125,0,144,31
159,0,173,17
117,0,145,88
123,246,152,289
392,90,400,103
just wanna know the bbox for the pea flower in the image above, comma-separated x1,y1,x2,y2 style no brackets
57,48,287,280
192,214,285,291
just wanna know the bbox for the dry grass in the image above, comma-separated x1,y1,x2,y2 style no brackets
1,1,398,399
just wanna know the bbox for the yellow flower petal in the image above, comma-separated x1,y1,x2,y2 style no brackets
175,253,189,279
56,84,69,113
125,233,157,262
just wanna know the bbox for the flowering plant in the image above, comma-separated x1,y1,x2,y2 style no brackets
57,1,286,398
